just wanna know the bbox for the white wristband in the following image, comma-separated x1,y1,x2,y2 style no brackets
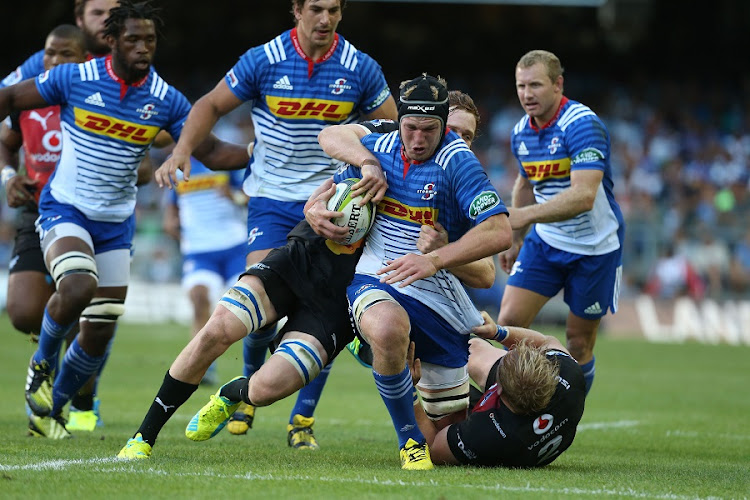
1,165,17,187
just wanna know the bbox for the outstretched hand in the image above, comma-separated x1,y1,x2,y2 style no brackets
154,152,192,189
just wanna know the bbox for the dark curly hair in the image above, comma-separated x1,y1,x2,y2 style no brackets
103,0,163,39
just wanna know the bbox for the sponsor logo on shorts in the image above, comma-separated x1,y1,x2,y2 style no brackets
509,260,522,276
584,302,603,315
248,227,264,245
469,191,500,219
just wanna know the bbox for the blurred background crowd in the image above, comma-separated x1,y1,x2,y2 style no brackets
2,0,749,311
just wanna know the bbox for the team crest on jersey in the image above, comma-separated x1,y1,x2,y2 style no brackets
533,414,554,435
74,108,160,144
417,182,438,201
137,103,159,120
329,78,352,95
522,158,571,181
547,137,561,155
469,191,500,219
379,197,436,226
265,96,355,121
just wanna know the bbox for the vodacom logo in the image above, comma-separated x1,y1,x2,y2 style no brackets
42,130,62,152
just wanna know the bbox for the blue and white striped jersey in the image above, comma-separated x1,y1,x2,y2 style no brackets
35,56,191,222
0,50,44,88
168,158,247,254
335,130,508,333
225,28,392,202
511,97,623,255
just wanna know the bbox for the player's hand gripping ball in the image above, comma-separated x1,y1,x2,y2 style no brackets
327,178,376,245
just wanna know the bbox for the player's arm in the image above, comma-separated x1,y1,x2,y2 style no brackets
362,94,398,122
472,310,568,353
0,120,36,207
191,133,249,173
509,169,602,230
0,79,49,121
417,221,496,288
136,152,153,186
498,174,534,273
318,124,386,204
379,213,512,288
155,80,243,187
162,198,180,241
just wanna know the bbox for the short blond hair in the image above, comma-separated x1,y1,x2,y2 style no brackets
497,339,559,415
516,50,564,83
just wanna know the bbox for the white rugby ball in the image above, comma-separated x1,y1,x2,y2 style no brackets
326,178,376,245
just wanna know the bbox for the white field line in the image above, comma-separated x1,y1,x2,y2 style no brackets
0,457,739,500
666,430,750,440
577,420,640,431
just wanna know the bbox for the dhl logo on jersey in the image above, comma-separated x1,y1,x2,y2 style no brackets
266,96,355,121
74,108,160,144
175,174,229,195
378,198,437,227
522,158,571,181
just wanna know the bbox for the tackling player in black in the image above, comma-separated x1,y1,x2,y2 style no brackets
409,311,585,467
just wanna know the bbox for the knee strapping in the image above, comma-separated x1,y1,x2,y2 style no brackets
351,289,394,332
417,380,470,421
80,297,125,323
274,339,323,385
218,281,267,334
49,251,98,288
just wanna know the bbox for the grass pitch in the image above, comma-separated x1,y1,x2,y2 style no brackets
0,314,747,499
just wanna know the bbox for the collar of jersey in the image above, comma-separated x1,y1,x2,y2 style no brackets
290,27,339,64
529,96,569,132
105,55,149,88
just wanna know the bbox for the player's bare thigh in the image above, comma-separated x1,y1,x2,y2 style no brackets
497,285,549,327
